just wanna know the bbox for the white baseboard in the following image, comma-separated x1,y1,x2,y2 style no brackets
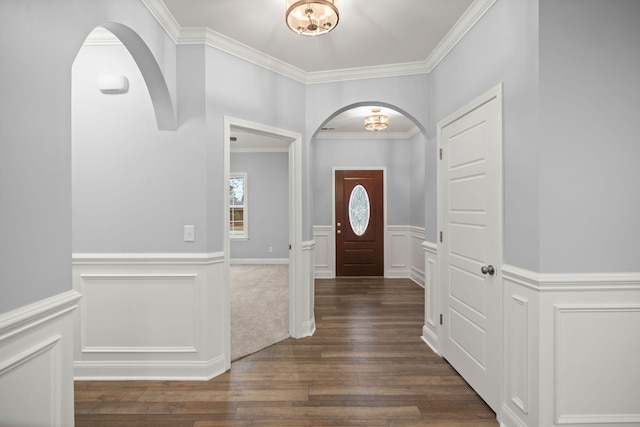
0,290,80,427
74,355,226,381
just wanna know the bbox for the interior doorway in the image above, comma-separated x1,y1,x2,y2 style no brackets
335,169,384,276
223,116,303,367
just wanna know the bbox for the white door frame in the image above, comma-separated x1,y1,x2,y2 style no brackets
331,166,388,277
436,83,504,408
223,116,303,368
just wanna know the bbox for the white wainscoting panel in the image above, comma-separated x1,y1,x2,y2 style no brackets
501,265,640,427
0,290,80,427
386,226,410,278
409,227,426,286
554,305,640,425
508,295,529,415
73,253,226,380
80,273,199,352
312,225,334,278
293,240,316,339
314,225,424,282
421,241,439,354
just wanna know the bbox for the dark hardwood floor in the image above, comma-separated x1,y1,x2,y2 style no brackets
75,278,498,426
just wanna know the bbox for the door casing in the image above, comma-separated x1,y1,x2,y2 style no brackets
223,116,303,370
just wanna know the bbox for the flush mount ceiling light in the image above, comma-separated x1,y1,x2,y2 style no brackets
364,108,389,131
286,0,339,36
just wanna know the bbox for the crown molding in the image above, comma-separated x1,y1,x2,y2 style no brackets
186,28,308,84
424,0,498,72
135,0,498,82
316,126,420,140
305,61,429,85
139,0,181,43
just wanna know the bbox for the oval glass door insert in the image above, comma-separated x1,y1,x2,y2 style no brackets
348,184,370,236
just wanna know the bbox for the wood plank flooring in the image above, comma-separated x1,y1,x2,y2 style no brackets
75,278,498,426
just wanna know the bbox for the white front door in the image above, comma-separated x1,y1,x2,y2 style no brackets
438,85,503,412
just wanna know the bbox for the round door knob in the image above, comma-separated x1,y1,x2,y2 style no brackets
337,222,341,227
337,230,341,234
481,265,495,275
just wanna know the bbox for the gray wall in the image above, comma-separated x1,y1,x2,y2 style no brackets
429,0,541,271
205,48,306,249
0,0,176,315
538,0,640,273
72,43,208,253
312,138,412,226
410,131,428,228
230,152,289,259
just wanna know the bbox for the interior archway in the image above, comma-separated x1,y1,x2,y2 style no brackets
311,102,429,279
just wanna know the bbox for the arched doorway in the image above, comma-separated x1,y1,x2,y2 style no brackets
311,102,430,282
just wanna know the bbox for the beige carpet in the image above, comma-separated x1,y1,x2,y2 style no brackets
230,264,289,361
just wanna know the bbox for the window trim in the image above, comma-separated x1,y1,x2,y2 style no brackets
229,172,248,240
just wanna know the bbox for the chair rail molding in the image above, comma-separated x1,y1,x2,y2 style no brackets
0,290,80,427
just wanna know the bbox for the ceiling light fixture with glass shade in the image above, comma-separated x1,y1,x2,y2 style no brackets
364,108,389,131
286,0,339,36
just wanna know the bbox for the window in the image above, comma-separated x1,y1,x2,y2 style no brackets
229,173,247,239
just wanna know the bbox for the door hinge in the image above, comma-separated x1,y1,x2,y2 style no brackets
439,231,443,243
439,314,443,325
289,244,292,250
439,148,442,160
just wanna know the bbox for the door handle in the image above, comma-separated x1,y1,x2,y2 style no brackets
337,230,341,234
481,265,495,275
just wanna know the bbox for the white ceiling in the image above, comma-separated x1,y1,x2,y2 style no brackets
150,0,486,146
161,0,475,73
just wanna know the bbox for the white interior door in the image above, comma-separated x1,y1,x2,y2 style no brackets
438,85,502,412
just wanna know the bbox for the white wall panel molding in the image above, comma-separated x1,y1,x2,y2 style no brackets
0,290,81,342
502,265,640,427
0,291,78,427
314,225,424,281
421,241,439,354
73,253,226,380
386,225,411,278
554,304,640,425
508,295,529,415
294,240,317,338
313,225,335,279
409,227,426,286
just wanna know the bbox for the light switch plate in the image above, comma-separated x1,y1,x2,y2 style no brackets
184,225,195,242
